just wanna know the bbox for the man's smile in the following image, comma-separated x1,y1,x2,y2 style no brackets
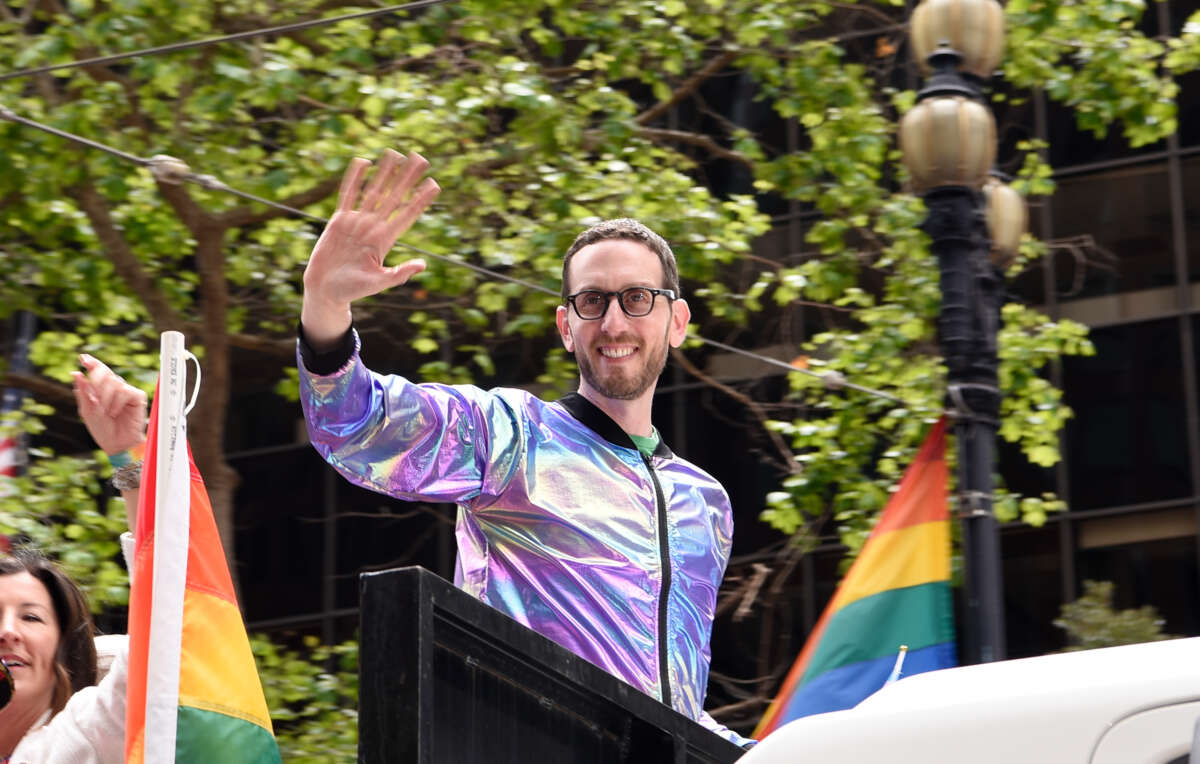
598,345,637,359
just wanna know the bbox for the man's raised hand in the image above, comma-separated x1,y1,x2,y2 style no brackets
301,149,441,348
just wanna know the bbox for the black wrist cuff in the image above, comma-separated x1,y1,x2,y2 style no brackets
297,321,355,375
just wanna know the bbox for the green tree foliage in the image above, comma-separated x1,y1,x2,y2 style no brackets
252,636,359,762
5,0,1189,563
1054,580,1176,651
1,0,1197,747
0,406,129,610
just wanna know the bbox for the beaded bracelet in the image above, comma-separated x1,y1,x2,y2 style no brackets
111,461,142,492
107,442,146,491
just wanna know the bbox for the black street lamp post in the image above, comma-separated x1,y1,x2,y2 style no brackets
929,178,1007,663
899,0,1026,664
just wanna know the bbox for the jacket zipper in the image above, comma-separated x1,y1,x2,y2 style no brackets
642,452,672,708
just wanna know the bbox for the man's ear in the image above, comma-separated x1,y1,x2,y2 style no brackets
556,305,575,352
668,298,690,348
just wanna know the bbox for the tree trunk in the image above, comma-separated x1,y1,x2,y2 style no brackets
191,226,239,585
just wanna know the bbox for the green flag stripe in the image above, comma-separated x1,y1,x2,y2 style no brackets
175,705,282,764
803,582,955,684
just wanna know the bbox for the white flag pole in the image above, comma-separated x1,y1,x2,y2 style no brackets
144,331,191,763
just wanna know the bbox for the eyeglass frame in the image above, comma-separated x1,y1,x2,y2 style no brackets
564,286,677,320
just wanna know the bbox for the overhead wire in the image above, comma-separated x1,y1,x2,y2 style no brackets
0,104,936,412
0,0,456,83
0,0,912,85
0,106,151,167
0,2,939,414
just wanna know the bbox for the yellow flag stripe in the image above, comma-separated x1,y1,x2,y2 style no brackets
126,729,145,764
178,588,273,731
829,521,950,613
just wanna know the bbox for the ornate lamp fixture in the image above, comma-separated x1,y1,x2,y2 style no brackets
899,91,996,192
910,0,1006,79
983,175,1028,267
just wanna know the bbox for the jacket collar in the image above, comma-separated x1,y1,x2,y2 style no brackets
557,393,673,459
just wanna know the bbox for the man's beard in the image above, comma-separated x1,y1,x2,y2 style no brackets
576,329,670,401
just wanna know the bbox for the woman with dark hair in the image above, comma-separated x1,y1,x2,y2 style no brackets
0,354,146,763
0,548,98,707
0,548,123,762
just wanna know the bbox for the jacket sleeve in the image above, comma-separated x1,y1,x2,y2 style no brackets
697,709,757,749
298,330,513,504
696,493,754,749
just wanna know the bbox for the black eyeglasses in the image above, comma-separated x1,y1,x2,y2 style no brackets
565,287,676,320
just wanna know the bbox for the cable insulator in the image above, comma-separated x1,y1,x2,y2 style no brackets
148,155,191,184
193,174,228,191
821,370,846,390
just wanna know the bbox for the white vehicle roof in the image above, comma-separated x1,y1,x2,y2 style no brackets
743,637,1200,764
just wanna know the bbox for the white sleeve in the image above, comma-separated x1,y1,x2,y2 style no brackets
9,640,128,764
120,531,135,574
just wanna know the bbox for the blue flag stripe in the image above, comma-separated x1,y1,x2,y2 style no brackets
778,642,957,720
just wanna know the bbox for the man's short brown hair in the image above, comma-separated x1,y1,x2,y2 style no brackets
561,219,680,301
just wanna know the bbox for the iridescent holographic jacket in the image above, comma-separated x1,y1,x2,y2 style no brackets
298,330,750,747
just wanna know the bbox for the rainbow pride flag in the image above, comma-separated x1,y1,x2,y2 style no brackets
125,332,280,763
754,417,956,738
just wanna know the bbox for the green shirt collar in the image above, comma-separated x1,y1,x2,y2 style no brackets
627,427,660,458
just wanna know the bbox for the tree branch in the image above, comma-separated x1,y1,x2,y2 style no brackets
296,94,354,113
188,225,242,570
154,177,212,232
217,174,342,228
172,50,217,139
636,126,753,167
828,1,904,27
154,306,297,358
463,155,522,178
382,44,472,73
670,347,800,475
68,182,184,331
635,49,740,126
706,696,769,719
213,328,295,359
0,372,74,408
692,90,749,137
85,63,154,133
194,228,232,359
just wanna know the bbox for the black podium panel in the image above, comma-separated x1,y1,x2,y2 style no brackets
359,566,745,764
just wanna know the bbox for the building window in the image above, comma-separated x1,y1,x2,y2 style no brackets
1001,525,1064,657
1063,319,1191,510
1049,164,1176,302
1077,533,1200,636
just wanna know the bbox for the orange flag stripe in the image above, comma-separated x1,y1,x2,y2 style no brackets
181,453,238,603
870,417,949,536
124,380,163,764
